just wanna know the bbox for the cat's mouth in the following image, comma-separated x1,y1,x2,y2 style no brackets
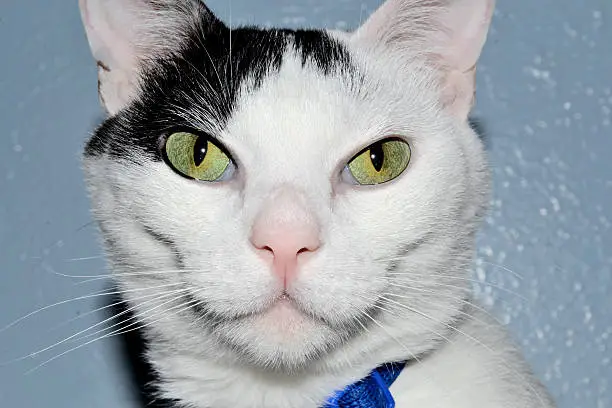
181,286,382,368
276,291,292,303
260,293,310,325
184,285,378,334
246,291,311,324
184,288,315,325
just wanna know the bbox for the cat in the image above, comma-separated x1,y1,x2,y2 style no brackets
78,0,555,407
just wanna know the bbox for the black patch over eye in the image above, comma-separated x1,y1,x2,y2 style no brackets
369,141,385,172
193,136,208,166
83,26,353,160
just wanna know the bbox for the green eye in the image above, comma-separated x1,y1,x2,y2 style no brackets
346,138,411,185
163,132,231,181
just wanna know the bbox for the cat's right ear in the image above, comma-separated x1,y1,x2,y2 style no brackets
353,0,495,120
79,0,222,115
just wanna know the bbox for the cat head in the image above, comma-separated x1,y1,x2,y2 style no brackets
79,0,494,371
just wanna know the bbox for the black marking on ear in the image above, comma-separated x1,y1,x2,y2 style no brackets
96,61,111,108
96,60,110,72
84,8,353,160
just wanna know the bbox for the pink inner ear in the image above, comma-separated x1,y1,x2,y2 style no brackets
438,0,496,72
79,0,212,114
79,0,139,73
79,0,163,114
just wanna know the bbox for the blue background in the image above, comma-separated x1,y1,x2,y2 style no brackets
0,1,610,407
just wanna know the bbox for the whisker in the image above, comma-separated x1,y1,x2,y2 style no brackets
4,288,188,365
355,307,447,408
73,269,188,284
365,297,454,346
384,275,527,301
0,282,184,334
48,290,167,332
55,265,213,282
478,260,524,280
64,255,105,262
228,1,233,88
376,294,549,407
382,292,505,332
68,289,192,345
377,254,525,281
23,293,203,375
379,283,507,326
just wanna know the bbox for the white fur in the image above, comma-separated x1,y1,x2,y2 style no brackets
80,0,555,407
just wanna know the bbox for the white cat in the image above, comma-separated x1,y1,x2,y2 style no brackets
78,0,555,407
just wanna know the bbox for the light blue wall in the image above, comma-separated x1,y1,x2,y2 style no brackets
0,1,609,407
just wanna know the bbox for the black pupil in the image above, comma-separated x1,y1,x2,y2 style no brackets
193,137,208,167
369,142,385,172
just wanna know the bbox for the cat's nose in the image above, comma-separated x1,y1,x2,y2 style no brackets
250,189,320,288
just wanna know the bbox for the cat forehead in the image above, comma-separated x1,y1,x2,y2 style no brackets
223,47,360,152
189,27,362,152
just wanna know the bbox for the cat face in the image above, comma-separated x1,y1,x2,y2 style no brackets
80,0,494,370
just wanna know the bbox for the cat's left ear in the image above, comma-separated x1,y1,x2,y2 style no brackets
79,0,222,115
353,0,495,119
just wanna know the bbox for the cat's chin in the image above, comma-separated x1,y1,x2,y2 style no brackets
207,295,348,370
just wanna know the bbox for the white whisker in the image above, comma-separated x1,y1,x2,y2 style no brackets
0,282,184,334
23,292,204,375
5,288,188,365
377,295,549,407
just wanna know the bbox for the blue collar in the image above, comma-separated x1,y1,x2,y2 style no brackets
322,362,406,408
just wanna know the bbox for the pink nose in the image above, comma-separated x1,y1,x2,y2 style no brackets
250,189,320,288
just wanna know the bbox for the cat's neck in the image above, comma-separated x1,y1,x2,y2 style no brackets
141,304,468,408
146,304,551,408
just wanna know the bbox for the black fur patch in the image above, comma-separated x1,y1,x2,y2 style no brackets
104,291,180,408
85,8,352,160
